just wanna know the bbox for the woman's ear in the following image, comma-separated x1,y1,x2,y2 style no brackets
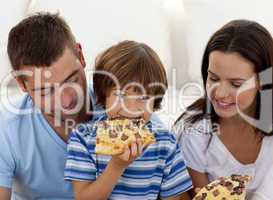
75,43,86,68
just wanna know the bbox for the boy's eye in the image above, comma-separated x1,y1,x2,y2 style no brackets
138,95,150,101
113,90,125,97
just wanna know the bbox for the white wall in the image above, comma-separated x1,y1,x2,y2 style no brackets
163,0,190,88
25,0,173,85
0,0,174,89
1,0,273,89
0,0,30,87
182,0,273,82
1,0,273,126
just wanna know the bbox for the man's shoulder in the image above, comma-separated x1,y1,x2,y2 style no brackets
0,95,39,134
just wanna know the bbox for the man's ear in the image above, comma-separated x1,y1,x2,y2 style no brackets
75,43,86,68
12,71,27,92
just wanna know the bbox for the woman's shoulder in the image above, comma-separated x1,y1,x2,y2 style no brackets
260,135,273,158
172,114,214,172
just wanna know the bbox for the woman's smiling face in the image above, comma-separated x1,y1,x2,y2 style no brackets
206,51,259,119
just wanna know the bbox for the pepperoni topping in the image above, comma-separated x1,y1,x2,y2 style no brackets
195,193,207,200
109,130,118,138
231,186,243,195
205,185,215,191
116,125,123,132
134,132,141,139
212,189,220,197
225,181,234,191
121,134,129,141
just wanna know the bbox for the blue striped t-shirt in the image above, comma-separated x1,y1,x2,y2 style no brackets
64,114,192,199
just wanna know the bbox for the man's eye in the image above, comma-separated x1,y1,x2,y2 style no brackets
41,87,54,96
67,77,79,83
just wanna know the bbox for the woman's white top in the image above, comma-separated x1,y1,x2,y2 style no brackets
251,163,273,200
174,117,273,199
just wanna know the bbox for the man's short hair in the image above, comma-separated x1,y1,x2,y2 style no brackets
7,12,77,70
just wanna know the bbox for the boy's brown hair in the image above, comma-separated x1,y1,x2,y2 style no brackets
93,40,168,110
7,12,78,70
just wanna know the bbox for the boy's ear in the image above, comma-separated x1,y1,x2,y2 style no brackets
12,71,27,92
75,43,86,68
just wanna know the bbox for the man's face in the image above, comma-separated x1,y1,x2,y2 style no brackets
16,46,88,124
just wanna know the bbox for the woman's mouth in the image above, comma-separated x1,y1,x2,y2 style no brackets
213,100,236,110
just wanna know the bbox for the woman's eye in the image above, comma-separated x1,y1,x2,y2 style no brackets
231,82,242,88
209,77,219,82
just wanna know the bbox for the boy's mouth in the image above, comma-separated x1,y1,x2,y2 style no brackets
213,99,236,110
110,115,142,120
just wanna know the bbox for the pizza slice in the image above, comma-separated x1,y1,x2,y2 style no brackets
95,118,156,155
193,174,252,200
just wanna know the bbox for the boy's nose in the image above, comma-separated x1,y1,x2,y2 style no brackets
122,99,143,117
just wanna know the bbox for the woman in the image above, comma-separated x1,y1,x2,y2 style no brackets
173,19,273,199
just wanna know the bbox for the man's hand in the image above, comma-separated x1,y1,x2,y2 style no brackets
0,187,11,200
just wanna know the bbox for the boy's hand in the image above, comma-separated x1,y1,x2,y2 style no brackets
111,139,144,169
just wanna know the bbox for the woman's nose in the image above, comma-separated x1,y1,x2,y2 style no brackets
214,83,230,99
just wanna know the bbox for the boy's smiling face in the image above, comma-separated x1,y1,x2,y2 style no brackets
105,86,155,123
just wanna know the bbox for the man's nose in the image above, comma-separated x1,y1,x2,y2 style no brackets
60,87,77,109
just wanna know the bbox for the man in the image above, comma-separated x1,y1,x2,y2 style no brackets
0,13,94,199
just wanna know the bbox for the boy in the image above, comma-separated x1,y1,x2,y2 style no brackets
64,41,192,200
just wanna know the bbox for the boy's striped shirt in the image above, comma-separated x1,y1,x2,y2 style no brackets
64,115,192,199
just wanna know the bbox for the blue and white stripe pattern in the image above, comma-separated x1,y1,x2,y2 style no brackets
64,114,192,199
